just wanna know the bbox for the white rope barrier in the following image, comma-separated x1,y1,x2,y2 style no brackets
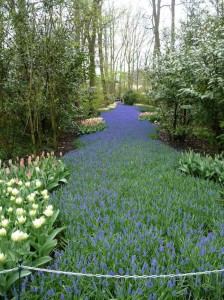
1,266,224,280
0,268,18,275
22,266,224,280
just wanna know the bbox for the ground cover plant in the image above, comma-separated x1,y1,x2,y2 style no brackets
18,104,224,299
0,153,69,298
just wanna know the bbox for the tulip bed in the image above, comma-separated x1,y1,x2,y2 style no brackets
0,153,70,297
138,112,161,124
78,117,107,135
18,104,224,299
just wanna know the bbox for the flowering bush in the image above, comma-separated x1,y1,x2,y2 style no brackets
0,153,68,297
78,117,107,134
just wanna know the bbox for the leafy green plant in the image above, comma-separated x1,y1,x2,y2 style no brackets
123,90,138,105
148,17,224,146
148,114,161,124
177,150,224,184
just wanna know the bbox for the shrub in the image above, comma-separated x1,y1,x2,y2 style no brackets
123,90,138,105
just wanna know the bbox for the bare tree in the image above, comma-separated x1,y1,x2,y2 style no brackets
150,0,162,58
171,0,176,49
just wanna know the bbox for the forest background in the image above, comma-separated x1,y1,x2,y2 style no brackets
0,0,224,159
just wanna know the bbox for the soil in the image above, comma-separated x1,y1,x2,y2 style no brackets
55,129,221,158
158,129,221,156
55,133,78,157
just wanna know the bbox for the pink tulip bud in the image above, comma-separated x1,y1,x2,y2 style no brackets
27,169,31,178
20,158,24,167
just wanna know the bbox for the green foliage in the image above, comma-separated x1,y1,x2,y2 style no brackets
135,105,157,113
148,114,161,124
177,150,224,184
123,90,138,105
0,1,88,156
0,153,69,297
148,16,224,146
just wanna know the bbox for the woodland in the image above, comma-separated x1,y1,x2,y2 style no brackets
1,0,224,159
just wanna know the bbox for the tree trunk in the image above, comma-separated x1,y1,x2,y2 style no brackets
0,2,4,124
97,1,108,104
151,0,161,60
171,0,176,50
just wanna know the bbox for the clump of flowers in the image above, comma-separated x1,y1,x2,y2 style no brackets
79,117,107,134
0,152,68,297
138,112,161,123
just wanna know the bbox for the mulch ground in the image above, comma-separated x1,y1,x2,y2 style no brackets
56,129,221,158
55,133,78,157
159,130,221,156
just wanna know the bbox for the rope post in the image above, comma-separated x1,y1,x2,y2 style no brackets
18,259,23,300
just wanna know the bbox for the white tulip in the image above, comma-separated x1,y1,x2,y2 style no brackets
43,208,53,217
0,252,7,262
0,228,6,236
35,180,42,188
41,189,48,197
11,230,28,242
32,216,45,228
17,216,26,224
1,219,9,228
11,188,19,196
16,208,26,216
15,197,23,204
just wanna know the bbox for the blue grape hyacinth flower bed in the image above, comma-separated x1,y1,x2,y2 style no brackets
20,103,224,299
